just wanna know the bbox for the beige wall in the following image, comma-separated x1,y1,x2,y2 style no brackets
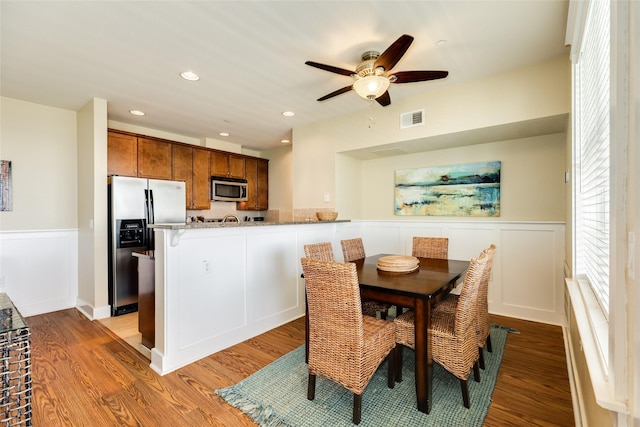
291,57,570,221
263,144,293,221
358,133,565,221
0,97,77,231
108,120,260,157
77,98,109,309
335,153,363,221
108,120,201,146
629,0,639,418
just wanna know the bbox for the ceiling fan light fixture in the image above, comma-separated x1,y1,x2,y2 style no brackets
353,75,390,100
180,71,200,81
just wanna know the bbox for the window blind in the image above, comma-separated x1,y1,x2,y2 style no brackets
574,0,610,316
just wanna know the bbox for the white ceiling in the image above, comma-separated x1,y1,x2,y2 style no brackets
1,1,570,152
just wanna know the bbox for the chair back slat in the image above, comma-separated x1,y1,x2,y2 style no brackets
304,242,334,261
341,238,366,262
476,244,496,345
412,237,448,259
301,258,364,382
454,253,490,337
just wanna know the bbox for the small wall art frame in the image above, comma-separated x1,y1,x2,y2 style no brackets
1,160,12,211
395,161,501,217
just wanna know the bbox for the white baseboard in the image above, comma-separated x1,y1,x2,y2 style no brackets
563,325,585,427
76,298,111,320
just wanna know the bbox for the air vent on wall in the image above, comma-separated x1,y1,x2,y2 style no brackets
400,109,425,129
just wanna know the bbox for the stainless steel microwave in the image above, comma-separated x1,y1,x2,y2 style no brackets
211,176,248,202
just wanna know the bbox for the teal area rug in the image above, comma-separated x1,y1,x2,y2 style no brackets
216,325,512,426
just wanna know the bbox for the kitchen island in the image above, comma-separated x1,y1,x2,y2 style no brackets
147,219,355,375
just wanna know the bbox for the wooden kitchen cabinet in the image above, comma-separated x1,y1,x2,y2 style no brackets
108,130,264,211
238,157,269,211
138,137,172,180
172,144,211,210
107,131,137,176
192,147,211,209
256,158,268,210
211,151,245,178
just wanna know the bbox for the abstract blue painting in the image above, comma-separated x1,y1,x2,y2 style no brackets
0,160,11,212
395,161,501,216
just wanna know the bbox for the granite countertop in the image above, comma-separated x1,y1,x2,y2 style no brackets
149,219,350,230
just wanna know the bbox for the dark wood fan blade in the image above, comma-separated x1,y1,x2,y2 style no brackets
305,61,354,76
376,91,391,107
390,70,449,83
317,85,353,101
374,34,414,72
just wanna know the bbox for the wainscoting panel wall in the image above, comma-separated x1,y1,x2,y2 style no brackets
349,220,565,325
0,229,78,316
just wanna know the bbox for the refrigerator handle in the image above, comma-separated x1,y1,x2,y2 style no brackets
144,189,151,224
148,189,155,224
149,189,156,250
144,189,155,250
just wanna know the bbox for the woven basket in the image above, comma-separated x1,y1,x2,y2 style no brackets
377,255,420,272
316,211,338,221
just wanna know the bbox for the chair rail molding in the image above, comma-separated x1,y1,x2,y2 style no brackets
344,220,566,325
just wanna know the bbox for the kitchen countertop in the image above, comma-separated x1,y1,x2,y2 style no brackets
132,250,154,259
149,219,350,230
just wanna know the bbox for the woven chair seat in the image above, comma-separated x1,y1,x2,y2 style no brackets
395,309,477,383
310,314,395,394
362,300,391,317
302,258,396,424
433,294,458,313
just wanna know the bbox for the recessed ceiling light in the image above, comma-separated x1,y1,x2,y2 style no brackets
180,71,200,81
280,139,290,144
281,111,295,117
129,110,145,116
218,132,230,137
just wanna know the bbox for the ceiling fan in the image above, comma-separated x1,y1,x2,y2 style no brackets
305,34,448,107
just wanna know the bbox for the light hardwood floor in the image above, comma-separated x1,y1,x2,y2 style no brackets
28,310,574,426
98,312,149,359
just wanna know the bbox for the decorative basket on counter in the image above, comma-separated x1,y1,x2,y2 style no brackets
316,211,338,221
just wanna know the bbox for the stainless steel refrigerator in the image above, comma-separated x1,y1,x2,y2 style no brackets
108,176,186,316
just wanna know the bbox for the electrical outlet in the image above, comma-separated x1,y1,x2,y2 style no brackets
0,276,5,287
202,260,211,274
323,193,330,202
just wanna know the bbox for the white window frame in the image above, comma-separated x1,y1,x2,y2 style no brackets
567,0,629,416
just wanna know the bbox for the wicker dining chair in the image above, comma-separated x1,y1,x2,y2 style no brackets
411,237,449,259
433,244,497,369
394,252,490,408
401,236,450,316
301,258,396,424
341,238,391,320
304,242,335,261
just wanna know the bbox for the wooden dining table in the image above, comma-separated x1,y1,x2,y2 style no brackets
303,254,469,414
355,254,469,414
